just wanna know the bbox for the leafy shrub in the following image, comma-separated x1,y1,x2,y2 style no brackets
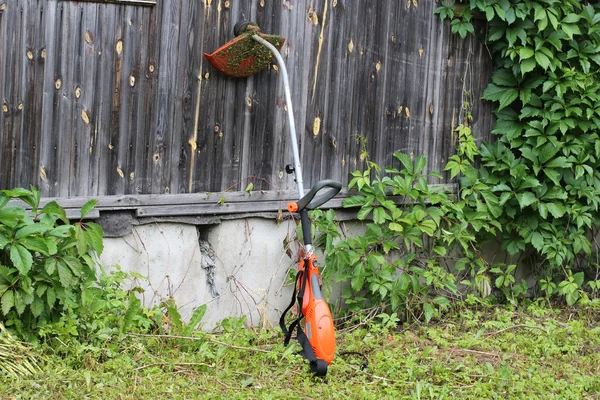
0,188,103,340
436,0,600,304
0,187,206,343
38,266,165,344
310,150,508,322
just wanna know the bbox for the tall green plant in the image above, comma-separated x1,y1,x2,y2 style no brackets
436,0,600,304
310,148,507,322
0,187,104,339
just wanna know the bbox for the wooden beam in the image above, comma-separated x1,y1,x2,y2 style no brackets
7,184,457,220
59,0,157,6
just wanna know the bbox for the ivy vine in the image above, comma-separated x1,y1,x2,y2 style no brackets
436,0,600,302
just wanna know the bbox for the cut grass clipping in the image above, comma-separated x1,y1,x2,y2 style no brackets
0,323,42,377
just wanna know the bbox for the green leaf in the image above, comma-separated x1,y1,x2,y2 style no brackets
1,290,14,315
83,222,104,255
493,4,505,21
543,169,561,186
491,70,517,86
519,47,534,60
30,296,45,317
15,224,50,239
485,6,494,21
516,192,537,209
520,58,537,75
184,304,208,336
533,5,546,22
75,225,88,256
40,201,68,224
561,24,581,39
531,232,544,251
545,157,571,169
433,246,447,256
433,296,450,308
80,199,99,219
562,14,581,24
482,84,518,110
504,7,515,25
394,152,413,173
357,206,373,221
423,303,435,323
50,225,75,238
418,220,437,236
123,292,142,332
20,237,49,255
0,233,10,250
373,207,387,224
45,258,57,275
343,195,367,208
57,260,76,288
62,255,84,278
505,27,518,46
46,287,56,307
488,25,505,41
534,52,551,70
414,155,427,174
573,272,585,287
389,222,404,232
10,244,33,275
546,203,566,218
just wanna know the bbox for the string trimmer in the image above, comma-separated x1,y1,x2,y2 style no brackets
204,21,341,376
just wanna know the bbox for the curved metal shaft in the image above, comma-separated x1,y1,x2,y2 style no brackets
251,35,304,198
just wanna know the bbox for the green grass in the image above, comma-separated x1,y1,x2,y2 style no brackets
1,302,599,399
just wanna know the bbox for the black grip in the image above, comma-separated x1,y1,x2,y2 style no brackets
296,180,342,211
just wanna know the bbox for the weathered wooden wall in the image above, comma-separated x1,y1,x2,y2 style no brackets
0,0,493,199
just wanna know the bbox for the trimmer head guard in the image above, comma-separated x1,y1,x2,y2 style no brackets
203,24,286,78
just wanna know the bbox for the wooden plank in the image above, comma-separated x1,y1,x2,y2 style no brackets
129,5,147,195
166,0,191,195
8,0,25,189
138,0,160,194
29,0,47,191
152,0,182,194
0,0,17,189
87,3,113,196
106,3,124,195
121,5,143,195
16,0,34,189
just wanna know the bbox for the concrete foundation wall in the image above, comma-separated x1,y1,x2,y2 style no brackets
100,219,302,329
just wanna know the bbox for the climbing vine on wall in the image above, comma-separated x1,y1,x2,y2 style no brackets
436,0,600,302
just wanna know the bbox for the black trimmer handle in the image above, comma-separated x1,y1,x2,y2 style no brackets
296,180,342,211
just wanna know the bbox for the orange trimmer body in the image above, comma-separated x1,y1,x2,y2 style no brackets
298,255,336,365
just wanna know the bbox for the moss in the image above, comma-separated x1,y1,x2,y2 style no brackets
220,32,285,77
